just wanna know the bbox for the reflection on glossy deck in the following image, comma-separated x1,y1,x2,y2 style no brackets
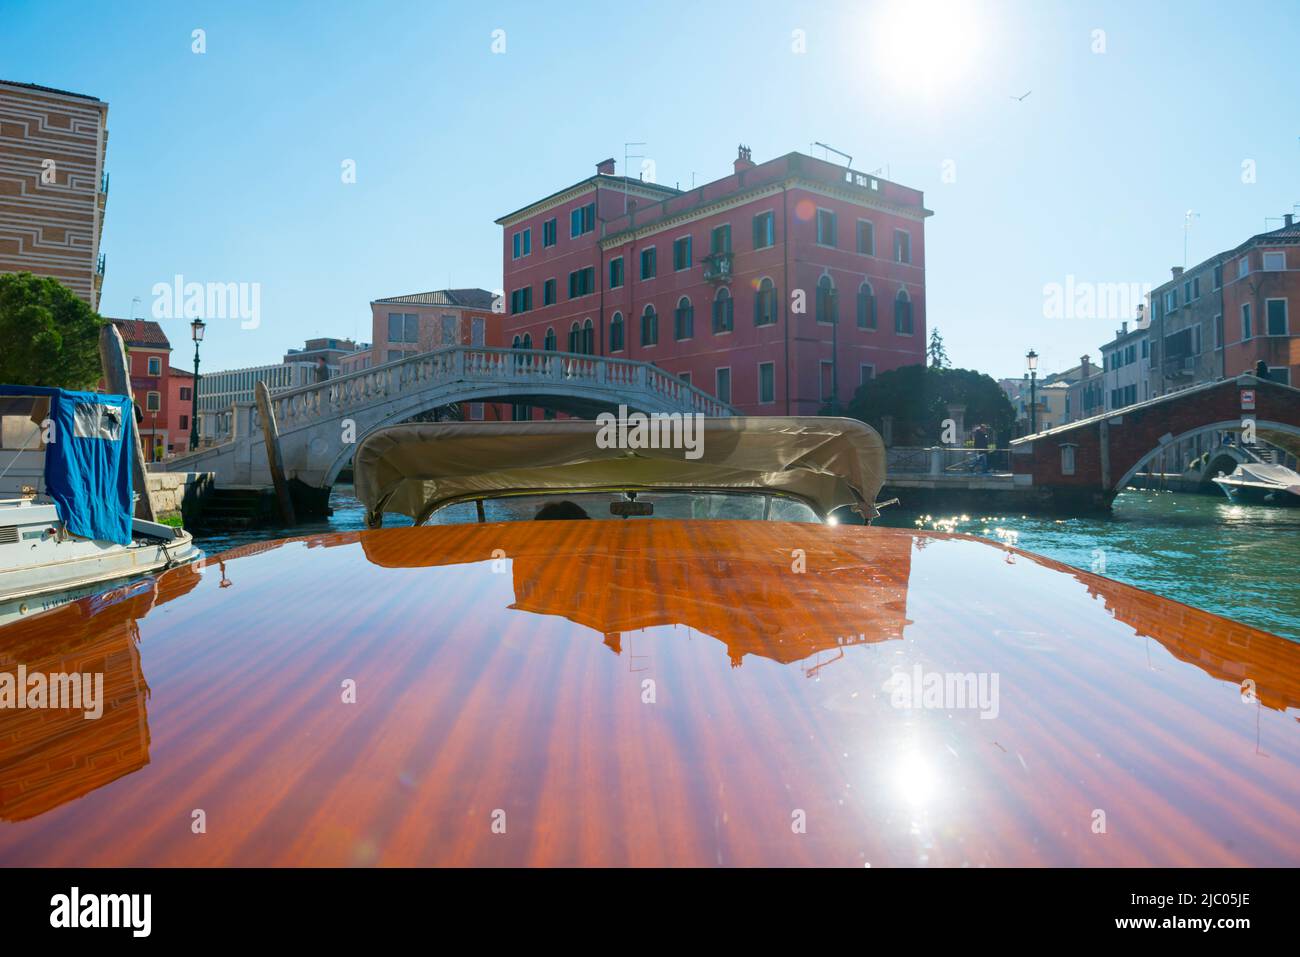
0,522,1297,866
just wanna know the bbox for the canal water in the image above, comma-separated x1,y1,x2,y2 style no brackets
192,486,1300,642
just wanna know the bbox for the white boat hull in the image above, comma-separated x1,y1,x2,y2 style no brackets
0,499,203,626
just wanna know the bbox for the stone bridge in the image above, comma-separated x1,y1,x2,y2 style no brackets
1010,374,1300,510
161,346,737,488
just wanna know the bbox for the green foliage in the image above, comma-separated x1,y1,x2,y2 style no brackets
927,328,950,368
845,363,1016,446
0,273,105,388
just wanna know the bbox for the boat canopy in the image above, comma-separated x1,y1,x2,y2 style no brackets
0,385,135,545
1219,462,1300,489
354,416,887,527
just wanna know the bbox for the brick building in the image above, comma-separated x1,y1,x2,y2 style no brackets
0,80,110,308
1148,215,1300,392
368,288,499,367
100,319,175,461
496,147,930,415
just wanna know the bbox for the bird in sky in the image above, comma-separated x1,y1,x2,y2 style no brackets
1010,90,1032,101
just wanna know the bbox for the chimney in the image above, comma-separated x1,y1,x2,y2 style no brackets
596,157,616,176
1286,213,1295,228
1171,266,1184,278
734,143,755,173
1121,320,1128,334
1080,355,1091,378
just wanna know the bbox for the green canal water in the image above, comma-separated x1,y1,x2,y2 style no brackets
193,487,1300,642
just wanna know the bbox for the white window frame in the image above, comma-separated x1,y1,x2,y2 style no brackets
893,228,912,264
1264,297,1289,336
145,390,161,412
147,356,162,376
1262,250,1286,271
757,361,776,405
672,234,693,272
640,245,657,281
859,363,875,386
714,366,732,405
815,208,837,247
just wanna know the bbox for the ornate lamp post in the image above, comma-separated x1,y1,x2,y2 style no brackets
189,318,205,451
1024,348,1034,434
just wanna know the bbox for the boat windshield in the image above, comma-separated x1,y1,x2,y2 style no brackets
425,490,822,524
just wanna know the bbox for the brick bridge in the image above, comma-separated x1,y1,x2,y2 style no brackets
1010,374,1300,511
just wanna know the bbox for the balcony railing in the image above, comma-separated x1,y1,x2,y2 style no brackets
702,251,733,283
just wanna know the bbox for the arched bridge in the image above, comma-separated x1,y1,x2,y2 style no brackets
161,346,737,488
1010,374,1300,510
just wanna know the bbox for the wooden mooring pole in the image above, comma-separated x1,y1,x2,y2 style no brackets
98,323,157,521
255,381,297,525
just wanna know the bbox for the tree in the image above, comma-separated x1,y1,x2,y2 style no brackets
0,273,105,388
928,328,950,368
845,363,1015,446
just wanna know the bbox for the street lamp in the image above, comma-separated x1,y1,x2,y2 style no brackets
1024,348,1034,434
190,318,205,451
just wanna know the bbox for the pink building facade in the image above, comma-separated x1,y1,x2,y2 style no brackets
496,148,930,416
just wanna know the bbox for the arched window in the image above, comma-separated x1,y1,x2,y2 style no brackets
544,327,557,351
815,275,837,324
582,318,594,355
568,321,581,353
641,305,659,346
856,282,876,330
609,312,624,352
522,332,532,350
511,335,521,349
754,277,776,326
894,289,913,334
674,296,694,340
712,287,733,333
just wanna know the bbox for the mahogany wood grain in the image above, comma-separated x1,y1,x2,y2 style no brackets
0,521,1297,866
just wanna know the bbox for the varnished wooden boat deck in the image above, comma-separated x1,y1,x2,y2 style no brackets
0,521,1297,866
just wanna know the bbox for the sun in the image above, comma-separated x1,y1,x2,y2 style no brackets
872,0,985,99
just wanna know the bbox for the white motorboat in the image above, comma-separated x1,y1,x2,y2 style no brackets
1211,461,1300,507
0,384,203,626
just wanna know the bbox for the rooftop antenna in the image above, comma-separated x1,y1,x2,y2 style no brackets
812,141,853,170
130,295,141,320
1182,209,1200,268
623,141,646,215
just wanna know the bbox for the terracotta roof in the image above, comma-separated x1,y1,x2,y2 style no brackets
169,367,194,378
108,318,171,350
372,288,497,309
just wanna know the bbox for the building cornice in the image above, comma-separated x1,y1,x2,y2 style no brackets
495,178,678,228
598,175,931,249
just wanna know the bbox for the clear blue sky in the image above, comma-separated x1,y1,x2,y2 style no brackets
3,0,1297,378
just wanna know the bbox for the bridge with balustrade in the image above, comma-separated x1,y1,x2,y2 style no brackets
160,346,737,489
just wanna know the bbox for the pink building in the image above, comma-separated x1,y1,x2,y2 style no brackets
368,289,500,368
495,147,930,415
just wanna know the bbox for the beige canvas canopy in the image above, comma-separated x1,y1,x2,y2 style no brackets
353,416,886,527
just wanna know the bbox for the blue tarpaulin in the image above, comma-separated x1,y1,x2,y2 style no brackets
0,385,135,545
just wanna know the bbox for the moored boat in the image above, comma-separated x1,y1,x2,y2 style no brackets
1211,461,1300,506
0,385,202,625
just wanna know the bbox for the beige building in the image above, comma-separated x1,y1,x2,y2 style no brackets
0,80,110,308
